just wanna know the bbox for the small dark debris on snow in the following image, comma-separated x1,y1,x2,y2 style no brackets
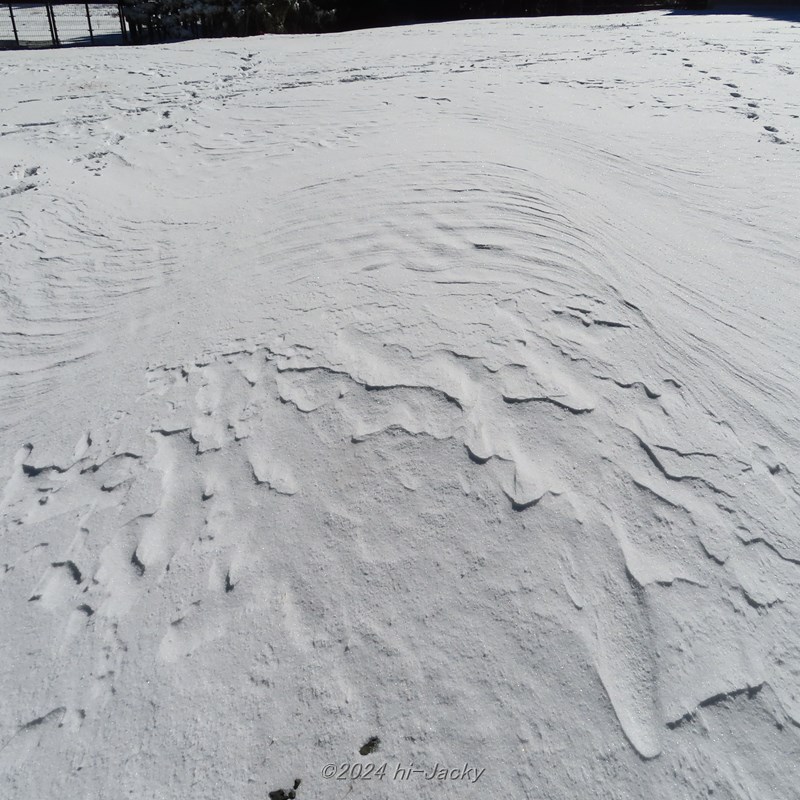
359,736,380,755
269,778,301,800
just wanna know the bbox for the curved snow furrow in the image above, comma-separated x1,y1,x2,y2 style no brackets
217,158,606,310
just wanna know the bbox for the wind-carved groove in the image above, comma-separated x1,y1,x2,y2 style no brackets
16,707,67,733
277,364,464,410
653,444,720,460
594,319,631,329
624,563,644,591
21,462,68,478
505,491,554,512
740,536,800,567
51,560,82,584
612,380,661,399
630,478,685,510
633,434,732,498
152,426,191,437
465,445,491,465
502,394,593,415
698,538,727,566
465,447,551,511
739,586,781,610
130,549,145,577
363,382,463,410
666,683,765,729
80,452,142,475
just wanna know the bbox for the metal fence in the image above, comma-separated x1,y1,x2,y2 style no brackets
1,3,127,49
0,0,711,50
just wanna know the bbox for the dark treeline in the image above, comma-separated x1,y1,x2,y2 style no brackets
120,0,702,42
335,0,698,30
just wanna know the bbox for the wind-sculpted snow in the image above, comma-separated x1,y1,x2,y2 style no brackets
1,8,800,800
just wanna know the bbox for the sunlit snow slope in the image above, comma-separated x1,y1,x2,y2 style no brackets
1,8,799,799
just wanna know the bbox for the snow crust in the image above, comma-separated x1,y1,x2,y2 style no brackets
1,8,799,799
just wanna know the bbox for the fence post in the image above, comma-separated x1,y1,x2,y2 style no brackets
85,3,94,44
8,3,19,47
46,3,60,46
118,3,129,43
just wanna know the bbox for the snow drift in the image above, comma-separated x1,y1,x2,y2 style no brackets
1,7,799,799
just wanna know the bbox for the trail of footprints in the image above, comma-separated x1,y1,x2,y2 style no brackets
1,164,41,198
682,56,788,144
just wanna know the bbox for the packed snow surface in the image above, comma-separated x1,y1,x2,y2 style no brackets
1,8,799,799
